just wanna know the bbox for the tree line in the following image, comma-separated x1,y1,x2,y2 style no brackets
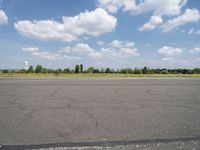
1,64,200,74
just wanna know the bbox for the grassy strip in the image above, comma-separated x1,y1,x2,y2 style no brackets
0,73,200,78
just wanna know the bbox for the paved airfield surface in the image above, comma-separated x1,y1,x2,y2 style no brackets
0,78,200,149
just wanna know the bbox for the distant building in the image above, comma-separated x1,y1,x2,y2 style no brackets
24,61,29,70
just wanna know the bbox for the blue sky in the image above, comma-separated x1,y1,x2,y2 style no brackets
0,0,200,69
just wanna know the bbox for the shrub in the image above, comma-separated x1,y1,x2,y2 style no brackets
63,68,71,73
41,68,48,73
2,70,9,73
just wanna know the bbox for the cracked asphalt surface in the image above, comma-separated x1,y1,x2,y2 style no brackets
0,78,200,149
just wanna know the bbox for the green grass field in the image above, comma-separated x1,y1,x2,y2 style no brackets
0,73,200,78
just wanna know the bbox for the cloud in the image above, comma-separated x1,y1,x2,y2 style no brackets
109,40,124,48
97,0,136,14
139,15,163,31
59,40,139,60
135,0,187,16
97,0,187,16
22,47,81,60
97,0,189,32
161,57,174,61
190,47,200,53
187,28,194,34
100,40,139,59
108,40,135,48
62,43,102,58
0,10,8,25
22,40,139,62
22,47,39,52
158,46,182,56
161,9,200,32
97,40,105,46
15,8,117,42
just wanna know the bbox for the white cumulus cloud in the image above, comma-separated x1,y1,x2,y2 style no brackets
161,57,174,61
15,8,117,42
161,9,200,32
100,40,139,59
139,15,163,31
97,0,188,32
97,0,187,16
0,10,8,25
135,0,187,16
190,47,200,53
62,43,102,58
158,46,182,56
60,40,139,60
108,40,135,48
22,40,139,61
22,47,39,52
97,0,137,13
22,47,81,60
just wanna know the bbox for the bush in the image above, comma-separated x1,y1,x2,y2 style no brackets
2,70,9,73
19,69,26,73
58,69,62,74
63,68,71,73
54,70,60,76
134,69,142,74
41,68,48,73
160,70,168,74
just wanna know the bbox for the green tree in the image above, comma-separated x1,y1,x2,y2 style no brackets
142,66,148,74
75,65,79,73
93,69,100,73
105,68,111,73
35,65,43,73
80,64,83,73
192,68,200,74
87,67,95,73
27,66,34,73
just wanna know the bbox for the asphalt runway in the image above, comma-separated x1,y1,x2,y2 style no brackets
0,78,200,148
